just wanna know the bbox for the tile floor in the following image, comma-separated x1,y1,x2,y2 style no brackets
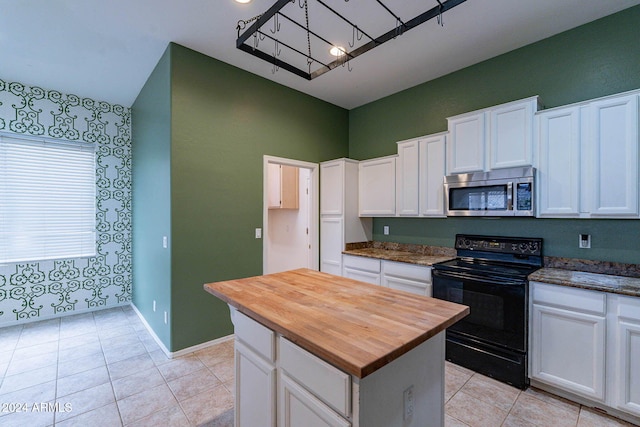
0,305,636,427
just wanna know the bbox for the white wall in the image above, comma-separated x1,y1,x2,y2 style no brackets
267,167,311,273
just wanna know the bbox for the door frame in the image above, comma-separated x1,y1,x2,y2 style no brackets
263,155,319,274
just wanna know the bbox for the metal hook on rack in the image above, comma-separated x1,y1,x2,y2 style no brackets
394,17,404,38
349,25,363,48
272,40,281,74
298,0,307,8
436,0,445,27
252,31,259,50
271,13,281,34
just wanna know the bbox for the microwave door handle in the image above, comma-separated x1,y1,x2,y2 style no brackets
507,182,513,210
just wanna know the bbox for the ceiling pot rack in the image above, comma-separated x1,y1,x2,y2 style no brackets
236,0,467,80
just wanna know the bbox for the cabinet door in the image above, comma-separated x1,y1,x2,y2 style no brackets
396,140,420,216
537,107,581,217
490,100,535,169
587,95,639,217
615,296,640,417
531,303,606,401
235,340,277,427
419,134,446,217
280,165,300,209
279,373,351,427
447,112,485,173
268,163,282,209
320,217,343,275
358,157,396,216
321,161,344,215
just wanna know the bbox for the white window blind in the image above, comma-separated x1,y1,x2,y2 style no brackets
0,132,96,263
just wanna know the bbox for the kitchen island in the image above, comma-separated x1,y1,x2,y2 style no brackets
204,268,468,427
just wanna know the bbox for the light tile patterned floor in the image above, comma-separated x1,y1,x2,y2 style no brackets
0,306,637,426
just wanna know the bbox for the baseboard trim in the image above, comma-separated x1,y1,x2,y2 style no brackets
0,302,131,329
530,379,640,425
130,303,234,359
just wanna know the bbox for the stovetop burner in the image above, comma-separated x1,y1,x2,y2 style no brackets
434,257,540,280
433,234,543,281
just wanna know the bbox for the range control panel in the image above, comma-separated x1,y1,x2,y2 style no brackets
455,234,542,256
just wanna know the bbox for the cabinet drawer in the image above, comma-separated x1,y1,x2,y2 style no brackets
343,254,381,272
279,337,351,418
233,310,276,362
531,282,606,315
383,260,431,282
618,295,640,321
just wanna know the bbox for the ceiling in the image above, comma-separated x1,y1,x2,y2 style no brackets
1,0,638,110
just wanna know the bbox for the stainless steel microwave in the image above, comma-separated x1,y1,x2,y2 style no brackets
444,167,535,217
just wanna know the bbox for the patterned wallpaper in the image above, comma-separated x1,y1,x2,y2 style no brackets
0,79,132,326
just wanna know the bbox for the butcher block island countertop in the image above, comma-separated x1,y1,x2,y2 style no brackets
203,268,468,379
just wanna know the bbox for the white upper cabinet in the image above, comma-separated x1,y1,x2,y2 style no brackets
396,139,420,216
490,98,537,169
537,90,640,219
359,155,396,216
447,112,486,174
320,160,344,215
420,133,447,217
395,132,447,218
587,94,639,217
447,96,540,174
537,106,581,217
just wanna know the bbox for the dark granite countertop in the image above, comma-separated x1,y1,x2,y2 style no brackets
529,268,640,297
342,247,453,267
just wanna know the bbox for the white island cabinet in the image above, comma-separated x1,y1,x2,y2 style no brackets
205,269,469,427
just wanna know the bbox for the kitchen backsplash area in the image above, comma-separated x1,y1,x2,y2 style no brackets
347,241,640,278
0,78,132,326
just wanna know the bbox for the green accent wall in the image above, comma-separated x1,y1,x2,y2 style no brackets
133,43,349,351
132,47,173,347
349,6,640,264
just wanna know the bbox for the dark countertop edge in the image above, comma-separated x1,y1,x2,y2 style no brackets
529,268,640,298
343,242,640,297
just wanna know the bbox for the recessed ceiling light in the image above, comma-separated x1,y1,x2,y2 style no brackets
235,0,252,4
330,46,346,57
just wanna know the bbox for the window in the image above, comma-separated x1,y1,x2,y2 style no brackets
0,132,96,263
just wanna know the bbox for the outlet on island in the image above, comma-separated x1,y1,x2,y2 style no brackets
383,225,389,235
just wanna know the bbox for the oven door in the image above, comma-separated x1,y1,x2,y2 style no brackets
432,270,527,352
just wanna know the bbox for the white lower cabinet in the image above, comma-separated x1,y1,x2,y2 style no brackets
235,340,277,427
279,374,351,427
530,282,640,423
530,282,606,401
614,295,640,417
342,255,381,285
381,260,432,297
234,311,277,427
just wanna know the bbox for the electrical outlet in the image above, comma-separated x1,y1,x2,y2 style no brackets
403,385,414,420
255,228,262,239
579,234,591,249
383,225,390,235
162,236,168,249
153,300,156,312
164,311,168,325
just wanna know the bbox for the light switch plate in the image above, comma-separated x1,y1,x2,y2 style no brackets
255,228,262,239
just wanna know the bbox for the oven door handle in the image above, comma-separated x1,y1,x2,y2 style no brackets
432,269,525,286
507,182,513,211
